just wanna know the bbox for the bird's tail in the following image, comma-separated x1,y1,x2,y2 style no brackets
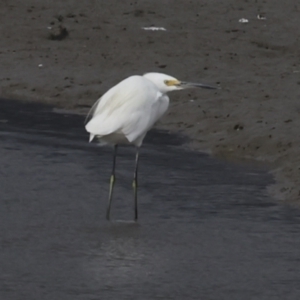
89,134,95,142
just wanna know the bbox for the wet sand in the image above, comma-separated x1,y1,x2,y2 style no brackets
1,0,300,202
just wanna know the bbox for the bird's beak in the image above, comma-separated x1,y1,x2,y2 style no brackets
178,81,220,90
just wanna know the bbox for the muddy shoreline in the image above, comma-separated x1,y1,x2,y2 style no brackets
1,0,300,203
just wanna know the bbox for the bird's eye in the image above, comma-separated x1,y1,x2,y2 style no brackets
164,80,169,85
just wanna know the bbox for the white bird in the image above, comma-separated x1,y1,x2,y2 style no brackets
85,72,218,220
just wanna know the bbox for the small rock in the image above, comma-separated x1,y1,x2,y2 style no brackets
257,14,266,20
234,124,244,131
48,25,69,40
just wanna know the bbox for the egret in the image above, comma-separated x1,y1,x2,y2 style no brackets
85,72,218,221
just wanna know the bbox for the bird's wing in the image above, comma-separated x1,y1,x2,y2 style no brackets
84,97,101,125
84,76,138,125
85,76,160,139
122,93,169,143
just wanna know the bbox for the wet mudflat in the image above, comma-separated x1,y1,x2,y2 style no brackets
1,99,300,300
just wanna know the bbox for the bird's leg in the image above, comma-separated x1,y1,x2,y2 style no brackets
106,144,118,220
133,147,140,221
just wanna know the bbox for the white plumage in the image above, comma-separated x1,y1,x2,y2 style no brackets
85,73,175,146
85,72,217,220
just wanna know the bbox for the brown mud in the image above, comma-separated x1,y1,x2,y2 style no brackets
1,0,300,202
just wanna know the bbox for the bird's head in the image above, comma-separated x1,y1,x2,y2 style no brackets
143,72,219,93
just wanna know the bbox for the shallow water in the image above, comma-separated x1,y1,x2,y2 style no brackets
1,99,300,300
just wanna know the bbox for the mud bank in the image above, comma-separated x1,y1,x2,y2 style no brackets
1,0,300,202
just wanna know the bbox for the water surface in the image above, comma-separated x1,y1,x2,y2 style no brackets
0,99,300,300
